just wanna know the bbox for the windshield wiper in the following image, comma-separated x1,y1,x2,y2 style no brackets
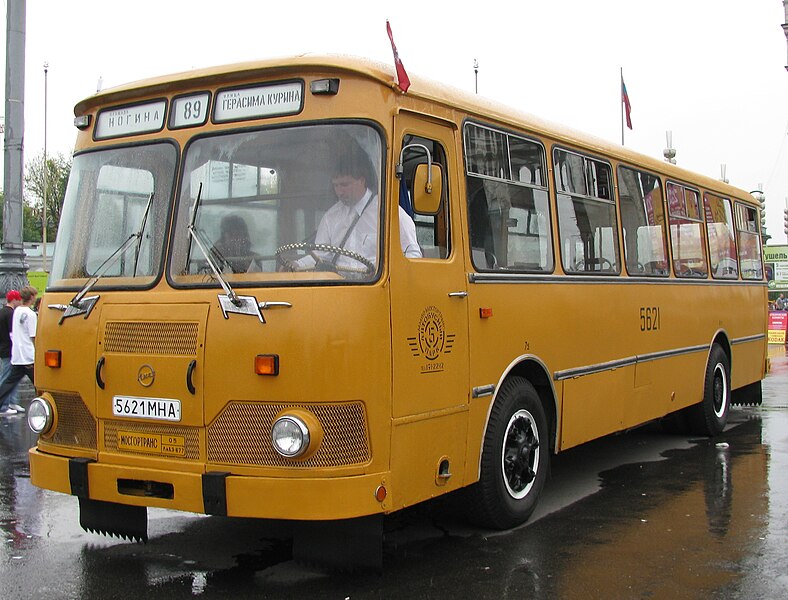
186,183,265,323
186,183,240,307
51,192,155,323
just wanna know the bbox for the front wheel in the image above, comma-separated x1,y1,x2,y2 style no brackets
465,377,549,529
687,344,730,436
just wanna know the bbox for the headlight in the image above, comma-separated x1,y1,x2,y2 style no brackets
28,397,53,435
271,415,310,458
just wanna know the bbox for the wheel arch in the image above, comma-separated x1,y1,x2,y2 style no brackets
709,329,732,373
475,355,559,479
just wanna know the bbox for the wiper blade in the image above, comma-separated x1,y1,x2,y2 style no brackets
67,191,155,311
132,192,155,276
186,182,241,306
70,233,140,308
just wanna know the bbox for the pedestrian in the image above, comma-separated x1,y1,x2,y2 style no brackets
0,286,37,416
0,289,23,416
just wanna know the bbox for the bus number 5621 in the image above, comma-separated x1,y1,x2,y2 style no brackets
640,306,660,331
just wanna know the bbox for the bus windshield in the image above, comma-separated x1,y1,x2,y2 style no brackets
49,142,177,288
169,123,383,285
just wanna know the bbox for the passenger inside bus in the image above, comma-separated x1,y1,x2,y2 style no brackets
209,214,262,273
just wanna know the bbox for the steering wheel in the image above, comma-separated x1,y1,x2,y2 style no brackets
276,242,375,275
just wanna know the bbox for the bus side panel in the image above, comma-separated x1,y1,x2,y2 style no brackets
389,411,468,511
559,368,631,450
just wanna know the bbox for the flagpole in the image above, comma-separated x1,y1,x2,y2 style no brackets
620,67,624,146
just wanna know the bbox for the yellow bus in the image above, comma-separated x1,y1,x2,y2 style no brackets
27,55,767,566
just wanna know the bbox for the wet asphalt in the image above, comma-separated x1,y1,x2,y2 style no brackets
2,347,787,599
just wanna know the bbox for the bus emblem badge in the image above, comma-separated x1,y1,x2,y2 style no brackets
407,306,456,373
137,364,156,388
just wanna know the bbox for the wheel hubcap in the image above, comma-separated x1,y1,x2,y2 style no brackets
712,363,728,418
502,409,540,499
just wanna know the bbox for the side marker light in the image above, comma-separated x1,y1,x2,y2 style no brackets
479,307,493,319
45,350,62,368
255,354,279,376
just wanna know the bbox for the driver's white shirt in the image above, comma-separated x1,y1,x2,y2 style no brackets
298,189,421,270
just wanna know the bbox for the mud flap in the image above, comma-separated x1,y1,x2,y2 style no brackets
292,514,383,571
731,380,763,406
78,498,148,543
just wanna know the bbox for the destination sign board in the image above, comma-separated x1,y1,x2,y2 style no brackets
95,100,167,139
214,81,303,123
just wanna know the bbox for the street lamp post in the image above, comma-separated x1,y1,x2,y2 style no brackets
42,61,48,273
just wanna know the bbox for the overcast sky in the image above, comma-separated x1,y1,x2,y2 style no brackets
4,0,788,243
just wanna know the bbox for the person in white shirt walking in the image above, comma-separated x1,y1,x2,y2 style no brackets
0,286,37,416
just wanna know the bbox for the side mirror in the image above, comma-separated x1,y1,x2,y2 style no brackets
412,163,443,215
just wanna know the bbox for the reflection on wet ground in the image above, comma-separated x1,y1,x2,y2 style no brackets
2,348,788,599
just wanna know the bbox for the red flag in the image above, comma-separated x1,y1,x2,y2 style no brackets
386,20,411,93
621,77,633,130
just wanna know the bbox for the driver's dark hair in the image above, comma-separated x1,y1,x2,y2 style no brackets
334,145,377,189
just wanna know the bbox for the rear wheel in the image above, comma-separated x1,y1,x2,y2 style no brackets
466,377,549,529
687,344,730,436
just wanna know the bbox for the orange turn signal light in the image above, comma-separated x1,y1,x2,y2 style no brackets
479,307,494,319
255,354,279,376
45,350,62,368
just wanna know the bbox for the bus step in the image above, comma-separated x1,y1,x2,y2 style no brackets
293,514,382,572
78,498,148,543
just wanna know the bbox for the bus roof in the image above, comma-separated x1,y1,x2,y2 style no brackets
76,54,755,203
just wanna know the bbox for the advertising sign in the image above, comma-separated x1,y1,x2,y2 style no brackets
768,311,787,345
764,245,788,292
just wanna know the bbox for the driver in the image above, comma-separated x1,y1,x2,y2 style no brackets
292,148,421,271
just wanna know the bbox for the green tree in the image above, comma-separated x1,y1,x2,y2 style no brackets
24,150,71,243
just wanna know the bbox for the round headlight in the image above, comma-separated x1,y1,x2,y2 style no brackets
271,415,310,458
28,397,53,435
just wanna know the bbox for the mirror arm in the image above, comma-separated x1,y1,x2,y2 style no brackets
397,143,432,191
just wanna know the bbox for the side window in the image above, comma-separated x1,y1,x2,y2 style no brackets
464,123,553,272
399,135,450,259
704,193,738,279
554,148,619,274
617,166,669,276
667,182,708,278
735,202,763,280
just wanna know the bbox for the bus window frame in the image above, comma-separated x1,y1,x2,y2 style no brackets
45,139,179,293
552,145,620,276
666,180,709,279
462,120,554,274
165,119,390,290
703,191,739,280
733,200,764,281
616,164,670,278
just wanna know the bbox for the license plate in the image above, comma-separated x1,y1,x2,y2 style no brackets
112,395,181,422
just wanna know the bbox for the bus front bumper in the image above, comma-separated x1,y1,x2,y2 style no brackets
28,448,389,520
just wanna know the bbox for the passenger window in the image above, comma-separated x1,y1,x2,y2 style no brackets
554,149,619,274
667,182,708,278
617,166,669,276
464,123,553,272
399,135,450,259
704,193,738,279
735,202,763,280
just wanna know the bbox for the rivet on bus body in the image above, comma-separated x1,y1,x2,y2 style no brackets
375,485,387,502
479,307,493,319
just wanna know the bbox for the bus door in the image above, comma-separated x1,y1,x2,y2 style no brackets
389,113,470,498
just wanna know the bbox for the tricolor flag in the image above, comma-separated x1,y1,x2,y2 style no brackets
386,20,411,93
621,76,633,130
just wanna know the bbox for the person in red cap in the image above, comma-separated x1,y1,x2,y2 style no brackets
0,286,37,415
0,289,23,416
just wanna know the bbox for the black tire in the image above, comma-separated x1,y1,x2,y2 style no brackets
465,376,549,530
687,344,730,436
